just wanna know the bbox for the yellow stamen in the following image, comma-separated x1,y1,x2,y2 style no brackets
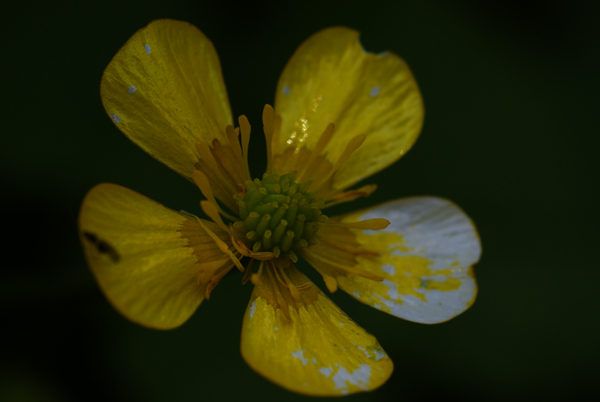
250,251,276,260
319,237,380,256
302,248,383,282
211,139,246,187
279,265,301,300
239,115,252,181
272,261,289,288
326,218,390,230
323,275,338,293
193,170,238,222
230,235,276,261
297,123,335,183
226,125,245,171
195,211,244,272
250,260,265,285
195,141,238,197
323,184,377,208
314,134,366,191
300,253,339,293
200,201,231,233
230,236,250,254
296,282,313,291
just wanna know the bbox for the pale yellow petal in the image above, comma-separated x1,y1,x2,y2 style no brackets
314,197,480,324
101,19,233,186
273,27,423,194
79,183,236,329
241,263,392,396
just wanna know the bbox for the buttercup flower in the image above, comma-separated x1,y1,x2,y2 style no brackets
79,19,480,396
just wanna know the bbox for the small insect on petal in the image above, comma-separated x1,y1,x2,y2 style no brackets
83,231,120,262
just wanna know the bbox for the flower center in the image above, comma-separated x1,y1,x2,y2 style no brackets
233,171,328,261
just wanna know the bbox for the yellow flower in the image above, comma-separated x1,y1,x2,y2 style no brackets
79,19,480,396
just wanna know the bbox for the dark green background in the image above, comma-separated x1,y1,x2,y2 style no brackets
2,0,598,401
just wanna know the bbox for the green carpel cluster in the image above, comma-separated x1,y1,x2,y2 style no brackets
233,171,327,261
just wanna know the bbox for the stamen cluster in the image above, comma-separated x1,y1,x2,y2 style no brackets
233,171,327,261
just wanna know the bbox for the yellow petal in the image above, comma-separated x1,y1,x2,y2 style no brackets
315,197,480,324
273,27,423,194
101,19,233,186
79,183,236,329
241,263,392,396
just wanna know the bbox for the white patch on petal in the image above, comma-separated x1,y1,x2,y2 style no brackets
360,198,480,272
128,85,136,94
352,291,360,298
319,366,333,378
375,294,403,317
312,357,317,364
356,345,369,358
382,279,399,300
374,304,382,310
291,348,308,365
145,44,151,54
249,301,256,318
374,349,387,361
109,114,121,123
332,364,372,392
381,264,396,275
274,327,278,331
340,322,345,326
370,86,380,97
283,84,290,95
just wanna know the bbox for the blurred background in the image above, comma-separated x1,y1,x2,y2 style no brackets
2,0,599,401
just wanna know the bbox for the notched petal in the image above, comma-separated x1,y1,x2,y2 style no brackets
273,27,423,193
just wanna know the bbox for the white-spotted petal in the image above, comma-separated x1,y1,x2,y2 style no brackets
241,264,392,396
314,197,480,324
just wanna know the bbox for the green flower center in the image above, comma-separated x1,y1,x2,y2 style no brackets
233,171,327,260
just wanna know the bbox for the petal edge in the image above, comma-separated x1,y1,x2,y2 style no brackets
241,263,393,396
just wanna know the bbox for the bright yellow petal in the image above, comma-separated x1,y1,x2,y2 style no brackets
272,27,423,194
101,19,233,185
241,263,392,396
313,197,480,324
79,183,236,329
